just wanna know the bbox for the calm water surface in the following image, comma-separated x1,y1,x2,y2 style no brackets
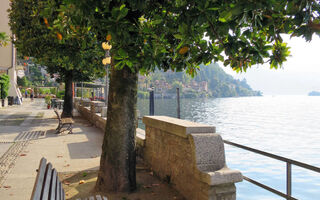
137,96,320,200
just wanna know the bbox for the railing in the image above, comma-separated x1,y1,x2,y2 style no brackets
138,107,320,199
223,140,320,200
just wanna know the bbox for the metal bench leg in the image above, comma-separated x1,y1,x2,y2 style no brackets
56,123,61,130
56,122,65,134
56,125,62,134
67,124,73,134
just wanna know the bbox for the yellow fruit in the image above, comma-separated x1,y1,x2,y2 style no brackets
44,18,50,27
106,34,112,41
179,46,189,55
57,32,62,40
70,25,76,32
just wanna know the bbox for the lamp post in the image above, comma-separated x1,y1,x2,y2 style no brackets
102,41,112,106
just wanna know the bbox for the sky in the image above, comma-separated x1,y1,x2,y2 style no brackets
222,34,320,95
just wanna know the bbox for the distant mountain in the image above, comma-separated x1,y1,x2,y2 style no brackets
138,63,262,98
308,91,320,96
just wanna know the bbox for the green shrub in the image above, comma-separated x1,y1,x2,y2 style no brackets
21,88,25,95
17,76,30,87
0,74,10,99
45,95,51,105
50,87,56,95
56,90,65,99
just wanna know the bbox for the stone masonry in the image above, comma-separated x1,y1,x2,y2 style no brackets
75,98,107,132
142,116,243,200
73,98,243,200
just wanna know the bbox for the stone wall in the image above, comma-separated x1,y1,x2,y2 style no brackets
74,98,242,200
142,116,242,200
74,98,107,132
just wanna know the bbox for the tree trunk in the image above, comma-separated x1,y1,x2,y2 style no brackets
61,70,73,118
96,66,137,192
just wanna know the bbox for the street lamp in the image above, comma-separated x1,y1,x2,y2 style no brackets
102,41,112,106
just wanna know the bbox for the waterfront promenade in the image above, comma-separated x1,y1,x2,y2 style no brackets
0,98,103,200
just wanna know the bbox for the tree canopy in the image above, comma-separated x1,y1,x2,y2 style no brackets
53,0,320,73
9,0,320,194
9,0,105,82
9,0,106,116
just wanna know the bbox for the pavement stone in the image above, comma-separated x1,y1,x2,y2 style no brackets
0,98,104,200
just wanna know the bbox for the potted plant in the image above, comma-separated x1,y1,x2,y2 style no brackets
45,95,52,109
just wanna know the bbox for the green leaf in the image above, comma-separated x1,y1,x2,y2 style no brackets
219,11,232,23
208,7,219,11
120,4,126,11
117,7,128,20
173,34,183,39
152,19,162,25
126,60,133,68
118,49,128,58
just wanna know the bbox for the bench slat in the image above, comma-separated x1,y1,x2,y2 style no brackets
31,157,47,200
56,174,61,200
62,189,65,200
50,169,57,200
41,163,53,200
59,180,63,200
32,158,104,200
95,195,102,200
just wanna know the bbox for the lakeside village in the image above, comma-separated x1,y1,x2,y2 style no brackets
8,58,262,103
137,63,262,99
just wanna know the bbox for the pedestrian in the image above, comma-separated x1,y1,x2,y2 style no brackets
25,90,28,98
30,90,34,101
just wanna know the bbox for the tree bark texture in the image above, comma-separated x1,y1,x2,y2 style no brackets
61,70,73,118
96,66,137,192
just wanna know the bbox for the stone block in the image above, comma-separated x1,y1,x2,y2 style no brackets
80,99,91,107
101,107,108,117
74,97,81,102
90,101,105,113
142,116,242,200
143,116,216,138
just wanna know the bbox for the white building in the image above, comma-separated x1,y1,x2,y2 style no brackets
0,0,22,104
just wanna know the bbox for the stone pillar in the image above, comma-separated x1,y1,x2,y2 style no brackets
90,101,105,113
142,116,243,200
80,99,91,107
101,107,108,118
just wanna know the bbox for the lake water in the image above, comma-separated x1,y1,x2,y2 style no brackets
137,96,320,200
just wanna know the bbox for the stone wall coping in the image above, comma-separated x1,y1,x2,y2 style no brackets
143,116,216,138
196,166,243,186
90,101,105,105
81,99,91,102
136,128,146,140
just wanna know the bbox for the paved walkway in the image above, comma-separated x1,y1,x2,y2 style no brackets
0,98,104,200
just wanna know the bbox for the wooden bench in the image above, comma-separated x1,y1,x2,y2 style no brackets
31,157,108,200
30,157,65,200
54,108,74,134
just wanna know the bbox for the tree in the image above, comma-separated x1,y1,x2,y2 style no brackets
170,81,183,93
9,0,105,117
0,74,10,99
27,0,320,193
17,76,31,87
